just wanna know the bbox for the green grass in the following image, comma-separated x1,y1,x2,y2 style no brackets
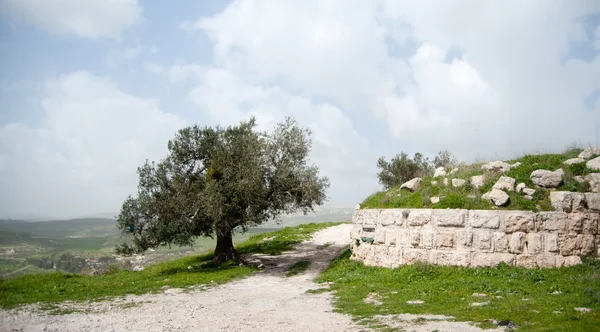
316,250,600,331
286,260,311,277
0,222,341,309
362,149,595,211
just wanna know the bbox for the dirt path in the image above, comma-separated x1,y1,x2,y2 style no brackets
1,224,502,332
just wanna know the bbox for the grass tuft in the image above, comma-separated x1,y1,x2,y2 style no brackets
286,260,311,277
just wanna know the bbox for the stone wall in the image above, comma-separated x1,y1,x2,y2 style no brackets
350,208,599,268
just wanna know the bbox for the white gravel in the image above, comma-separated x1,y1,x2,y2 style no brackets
0,224,503,332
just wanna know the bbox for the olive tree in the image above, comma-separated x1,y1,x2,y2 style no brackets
376,152,433,189
116,117,329,263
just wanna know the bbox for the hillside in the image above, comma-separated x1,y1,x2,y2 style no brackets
361,147,599,211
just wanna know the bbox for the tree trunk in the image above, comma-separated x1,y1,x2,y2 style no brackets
212,228,241,264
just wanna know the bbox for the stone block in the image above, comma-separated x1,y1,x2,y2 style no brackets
516,255,537,268
458,231,474,247
564,256,582,267
380,209,403,226
352,243,374,260
559,235,580,256
434,209,467,227
545,233,559,253
396,229,408,248
422,231,435,249
572,193,587,212
581,234,596,255
410,231,421,248
403,249,431,264
538,212,568,233
585,193,600,211
503,211,535,233
433,251,471,267
436,232,455,249
374,227,386,244
555,255,565,267
550,191,574,212
407,209,433,226
471,253,515,267
478,232,492,251
385,229,397,246
527,233,543,254
350,224,362,239
509,232,526,254
584,214,599,234
494,232,509,253
537,255,556,268
469,210,500,229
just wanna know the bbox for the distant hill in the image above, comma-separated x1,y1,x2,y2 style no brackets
0,218,119,238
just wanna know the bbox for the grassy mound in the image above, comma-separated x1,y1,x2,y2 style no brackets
361,149,595,211
0,222,341,309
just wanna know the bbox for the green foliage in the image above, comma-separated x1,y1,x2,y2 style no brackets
433,150,457,169
376,152,433,189
316,250,600,331
116,117,329,263
286,260,310,277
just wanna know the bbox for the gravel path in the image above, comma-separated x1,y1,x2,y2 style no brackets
1,224,502,332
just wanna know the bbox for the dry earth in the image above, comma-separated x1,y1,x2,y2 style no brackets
1,224,502,332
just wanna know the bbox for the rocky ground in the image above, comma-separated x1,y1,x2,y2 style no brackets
1,224,502,332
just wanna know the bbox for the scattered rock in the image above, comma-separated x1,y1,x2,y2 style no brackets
564,157,585,165
431,181,438,185
530,169,563,188
161,286,170,290
553,311,562,314
406,300,424,305
472,293,487,297
443,178,449,186
449,168,459,175
467,194,477,199
470,302,490,307
133,266,144,271
521,298,531,301
586,156,600,171
482,161,511,173
364,293,382,306
511,162,522,168
433,167,446,178
430,197,440,204
482,189,510,206
574,175,585,183
522,188,535,196
471,175,485,189
524,195,533,200
575,307,592,313
516,182,526,193
578,146,600,159
452,178,466,188
400,178,422,192
493,176,516,191
585,173,600,193
258,264,264,269
550,291,562,295
187,266,193,270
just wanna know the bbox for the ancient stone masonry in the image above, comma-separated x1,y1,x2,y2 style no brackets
350,205,600,268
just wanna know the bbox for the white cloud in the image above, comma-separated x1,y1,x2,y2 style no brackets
0,71,185,219
0,0,141,40
144,62,165,75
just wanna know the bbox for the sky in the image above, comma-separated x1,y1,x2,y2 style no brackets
1,1,600,219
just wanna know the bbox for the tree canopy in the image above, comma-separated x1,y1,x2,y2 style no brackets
116,117,329,263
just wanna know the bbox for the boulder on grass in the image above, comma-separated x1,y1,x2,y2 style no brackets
530,169,563,188
471,175,485,189
482,189,509,206
481,161,511,173
493,176,516,191
400,178,422,192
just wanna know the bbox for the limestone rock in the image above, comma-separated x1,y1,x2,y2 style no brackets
481,161,511,173
400,177,422,192
433,167,446,178
482,189,510,206
574,175,585,183
452,178,466,188
530,169,563,188
550,191,587,213
564,157,585,165
431,181,437,185
493,176,516,191
430,196,440,204
578,146,600,159
522,188,535,196
443,178,449,186
511,162,522,168
471,175,485,189
585,173,600,193
585,193,600,211
133,266,145,271
449,168,459,175
586,156,600,171
516,182,526,193
524,195,533,200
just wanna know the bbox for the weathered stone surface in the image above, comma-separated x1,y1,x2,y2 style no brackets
537,255,556,268
585,193,600,211
449,168,459,175
436,232,455,249
546,233,559,253
374,227,386,244
509,232,526,254
555,255,565,267
585,173,600,193
527,233,543,254
568,213,598,234
538,212,568,233
581,234,596,255
471,175,485,189
494,232,509,253
470,210,500,229
482,189,510,206
481,161,511,173
407,209,432,226
433,251,470,267
434,209,467,227
560,235,579,256
493,176,516,191
549,191,586,213
452,178,466,188
403,249,430,264
564,256,582,266
430,196,440,204
422,231,435,249
512,162,522,168
586,156,600,171
504,211,535,233
471,253,515,267
478,232,492,251
443,178,449,186
385,229,397,246
564,157,585,165
433,167,446,178
574,175,585,183
522,188,536,196
410,231,421,248
579,146,600,159
516,255,537,268
400,177,422,192
531,169,563,188
458,231,474,247
516,182,526,193
350,224,362,239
